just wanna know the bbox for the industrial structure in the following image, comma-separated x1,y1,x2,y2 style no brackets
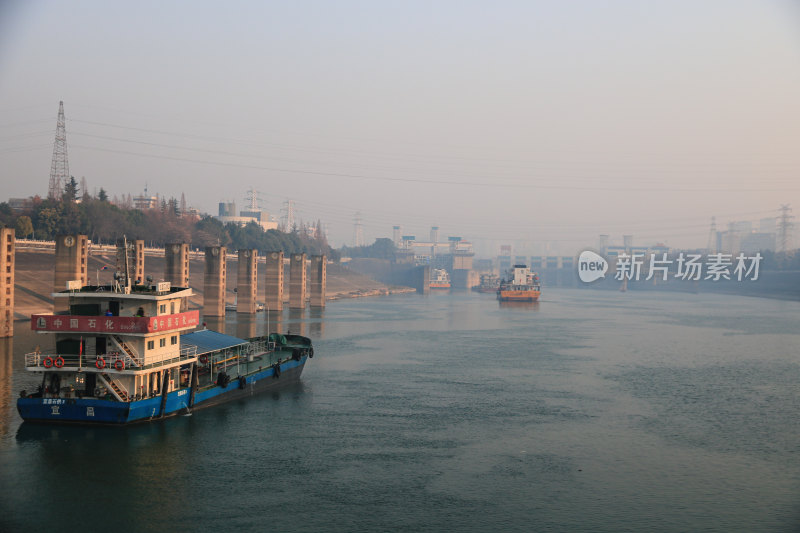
0,229,14,337
309,255,326,308
289,253,308,309
47,101,69,200
53,234,88,311
216,189,278,231
264,251,284,312
165,243,190,288
203,246,227,317
236,249,258,314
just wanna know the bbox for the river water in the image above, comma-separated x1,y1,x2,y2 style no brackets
0,289,798,532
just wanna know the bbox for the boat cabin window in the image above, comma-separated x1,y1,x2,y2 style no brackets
159,338,166,348
171,335,177,345
70,303,100,316
170,301,175,314
147,340,154,350
159,304,166,314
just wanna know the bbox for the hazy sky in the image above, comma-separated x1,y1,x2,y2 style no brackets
1,0,799,255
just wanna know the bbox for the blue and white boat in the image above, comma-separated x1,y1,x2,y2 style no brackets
17,280,313,425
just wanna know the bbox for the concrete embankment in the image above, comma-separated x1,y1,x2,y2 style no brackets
12,249,412,319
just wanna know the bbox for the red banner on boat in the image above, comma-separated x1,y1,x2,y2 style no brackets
31,311,200,334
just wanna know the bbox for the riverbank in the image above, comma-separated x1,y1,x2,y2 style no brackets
11,249,411,319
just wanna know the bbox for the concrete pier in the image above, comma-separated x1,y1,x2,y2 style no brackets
165,243,190,288
289,253,307,309
0,229,14,337
116,239,144,285
264,251,284,312
133,240,144,283
204,246,227,317
310,255,326,308
451,269,471,290
451,251,474,289
417,265,430,295
236,249,258,314
54,234,88,311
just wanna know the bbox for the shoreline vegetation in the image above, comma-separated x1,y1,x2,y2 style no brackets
11,247,412,320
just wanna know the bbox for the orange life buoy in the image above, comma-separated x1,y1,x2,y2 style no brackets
54,356,65,368
114,360,125,371
95,357,106,369
43,357,54,368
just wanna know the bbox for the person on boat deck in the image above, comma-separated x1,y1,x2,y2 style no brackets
135,307,145,317
104,309,113,316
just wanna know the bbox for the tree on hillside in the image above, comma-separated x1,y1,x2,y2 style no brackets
80,177,90,202
192,216,229,247
35,206,61,239
15,216,33,239
167,197,179,217
0,203,12,228
9,194,334,258
63,176,79,202
340,238,395,260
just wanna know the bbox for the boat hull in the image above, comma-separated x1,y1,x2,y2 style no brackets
497,290,540,302
17,356,307,425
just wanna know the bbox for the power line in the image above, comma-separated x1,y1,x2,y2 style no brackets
68,142,800,193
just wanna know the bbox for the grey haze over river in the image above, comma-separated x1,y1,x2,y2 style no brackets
0,289,798,532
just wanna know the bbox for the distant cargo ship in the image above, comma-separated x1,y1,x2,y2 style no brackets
473,273,500,293
497,265,541,302
430,268,451,289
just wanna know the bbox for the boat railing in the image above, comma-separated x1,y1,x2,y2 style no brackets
24,352,102,370
24,344,199,371
136,345,198,371
243,339,275,356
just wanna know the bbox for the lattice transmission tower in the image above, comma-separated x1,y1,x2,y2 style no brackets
706,216,717,254
48,101,70,200
778,204,794,255
353,212,364,247
245,187,263,211
281,199,295,232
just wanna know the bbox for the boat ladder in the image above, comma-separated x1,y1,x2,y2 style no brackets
98,373,129,402
110,335,142,367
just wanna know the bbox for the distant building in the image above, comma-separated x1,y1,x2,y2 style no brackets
133,187,158,210
182,206,201,218
740,232,776,253
716,219,776,253
133,196,157,210
215,200,277,231
218,202,236,217
8,197,32,213
759,218,776,233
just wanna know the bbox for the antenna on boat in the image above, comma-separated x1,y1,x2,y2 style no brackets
124,235,132,294
114,235,132,294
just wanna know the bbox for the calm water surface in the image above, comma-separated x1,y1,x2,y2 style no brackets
0,289,798,532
